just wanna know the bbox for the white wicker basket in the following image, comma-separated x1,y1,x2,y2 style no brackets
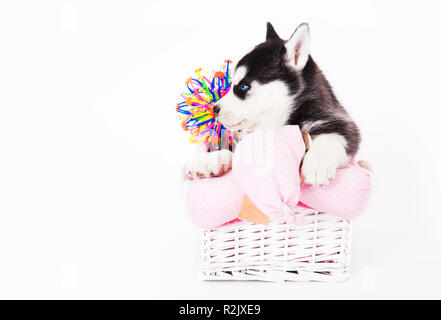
200,206,352,282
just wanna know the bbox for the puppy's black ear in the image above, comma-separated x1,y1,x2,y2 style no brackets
266,22,280,40
285,23,310,71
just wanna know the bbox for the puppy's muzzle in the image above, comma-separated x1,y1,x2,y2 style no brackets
213,104,220,115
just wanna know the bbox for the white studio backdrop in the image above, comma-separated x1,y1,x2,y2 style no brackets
0,0,440,299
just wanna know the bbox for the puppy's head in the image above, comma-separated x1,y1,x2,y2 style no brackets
215,22,311,131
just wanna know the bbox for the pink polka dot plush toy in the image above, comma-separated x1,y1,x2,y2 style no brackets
186,125,371,229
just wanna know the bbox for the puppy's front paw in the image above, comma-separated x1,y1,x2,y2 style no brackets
183,149,232,180
301,152,338,187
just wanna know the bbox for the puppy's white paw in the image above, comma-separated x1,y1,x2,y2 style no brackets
301,153,339,187
183,149,232,180
301,133,350,187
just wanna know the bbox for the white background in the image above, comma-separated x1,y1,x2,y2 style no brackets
0,0,440,299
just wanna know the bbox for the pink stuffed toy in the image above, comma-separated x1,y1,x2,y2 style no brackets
185,125,371,229
186,171,244,229
232,126,306,224
299,159,371,219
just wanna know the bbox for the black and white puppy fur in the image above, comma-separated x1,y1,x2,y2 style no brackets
184,22,360,187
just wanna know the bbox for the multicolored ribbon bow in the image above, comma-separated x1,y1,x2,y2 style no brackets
176,60,240,150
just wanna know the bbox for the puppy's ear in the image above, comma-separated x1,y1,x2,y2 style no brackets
266,22,281,40
285,23,311,71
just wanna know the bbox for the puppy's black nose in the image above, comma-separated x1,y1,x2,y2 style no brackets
213,105,220,115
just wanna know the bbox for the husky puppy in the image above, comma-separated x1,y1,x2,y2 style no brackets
184,22,360,187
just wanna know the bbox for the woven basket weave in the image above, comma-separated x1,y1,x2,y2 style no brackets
200,206,352,282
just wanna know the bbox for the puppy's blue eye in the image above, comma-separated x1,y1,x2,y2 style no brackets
240,84,249,91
